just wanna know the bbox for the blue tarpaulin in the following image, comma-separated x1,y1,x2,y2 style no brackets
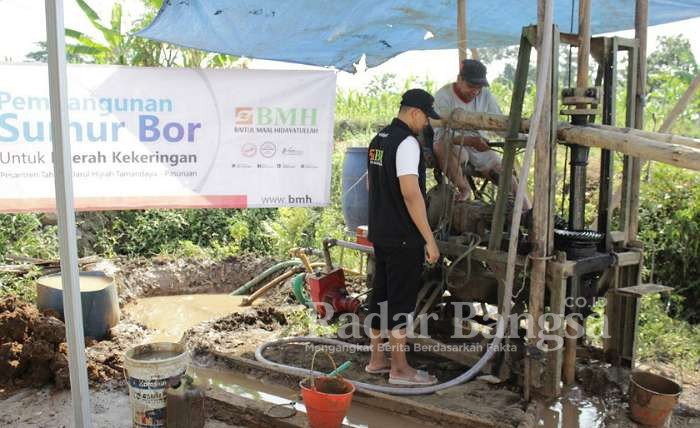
138,0,700,71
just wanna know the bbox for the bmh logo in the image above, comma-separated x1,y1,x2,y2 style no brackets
260,141,277,158
235,107,254,125
233,107,319,127
241,143,257,157
282,146,303,156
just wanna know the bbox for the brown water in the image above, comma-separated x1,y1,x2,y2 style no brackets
124,294,261,342
538,387,608,428
131,350,185,361
37,274,111,292
191,366,425,428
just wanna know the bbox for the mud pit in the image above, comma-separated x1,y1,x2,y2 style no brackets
0,253,276,395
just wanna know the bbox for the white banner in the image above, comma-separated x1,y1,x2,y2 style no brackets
0,64,336,212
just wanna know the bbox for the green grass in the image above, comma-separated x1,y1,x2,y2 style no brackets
587,295,700,371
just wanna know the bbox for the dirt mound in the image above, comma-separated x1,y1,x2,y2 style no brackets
0,296,148,390
182,307,288,356
208,307,288,332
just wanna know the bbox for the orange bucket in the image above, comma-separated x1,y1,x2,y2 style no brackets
300,351,355,428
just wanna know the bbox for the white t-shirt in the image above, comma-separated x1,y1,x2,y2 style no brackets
433,83,502,140
395,136,420,177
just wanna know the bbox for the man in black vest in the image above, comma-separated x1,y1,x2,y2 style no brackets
364,89,440,386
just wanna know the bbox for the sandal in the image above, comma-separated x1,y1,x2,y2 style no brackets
389,370,438,386
365,362,391,374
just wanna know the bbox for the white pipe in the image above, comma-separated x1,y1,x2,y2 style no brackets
256,335,503,395
44,1,92,426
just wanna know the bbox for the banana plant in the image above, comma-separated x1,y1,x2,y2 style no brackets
65,0,130,64
29,0,240,68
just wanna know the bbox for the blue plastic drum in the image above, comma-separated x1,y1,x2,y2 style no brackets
341,147,369,232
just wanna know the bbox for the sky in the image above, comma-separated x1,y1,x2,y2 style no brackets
0,0,698,91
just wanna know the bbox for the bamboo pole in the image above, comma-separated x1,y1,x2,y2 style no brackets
629,0,648,241
501,0,552,403
434,111,700,172
590,124,700,151
527,0,553,401
458,0,467,62
658,72,700,133
576,0,591,88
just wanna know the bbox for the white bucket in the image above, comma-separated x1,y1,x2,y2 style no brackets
124,342,189,428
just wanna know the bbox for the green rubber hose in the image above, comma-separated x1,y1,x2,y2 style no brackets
230,260,302,295
291,272,311,305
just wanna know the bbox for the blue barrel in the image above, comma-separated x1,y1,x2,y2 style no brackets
341,147,369,232
36,271,120,340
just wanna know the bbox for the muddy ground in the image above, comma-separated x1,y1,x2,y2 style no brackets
1,254,699,427
0,254,276,395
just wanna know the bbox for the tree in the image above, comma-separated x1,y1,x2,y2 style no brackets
645,35,700,135
25,0,243,69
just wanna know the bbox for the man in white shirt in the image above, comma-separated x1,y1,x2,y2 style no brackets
365,89,440,386
433,59,530,210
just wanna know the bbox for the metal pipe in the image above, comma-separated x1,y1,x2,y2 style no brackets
45,0,91,425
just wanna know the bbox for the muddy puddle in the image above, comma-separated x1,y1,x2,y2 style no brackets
124,294,264,342
191,366,424,428
538,387,608,428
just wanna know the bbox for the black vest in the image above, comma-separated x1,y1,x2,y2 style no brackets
367,118,426,248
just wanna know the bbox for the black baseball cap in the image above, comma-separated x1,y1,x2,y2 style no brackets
400,88,441,119
459,59,489,87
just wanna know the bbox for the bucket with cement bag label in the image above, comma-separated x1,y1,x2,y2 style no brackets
124,342,189,428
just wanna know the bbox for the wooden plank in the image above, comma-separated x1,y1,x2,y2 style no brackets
576,0,592,89
572,253,615,276
210,353,502,428
542,269,567,397
562,96,599,105
629,0,648,242
559,32,578,46
615,251,642,266
610,231,626,243
528,0,552,399
472,246,527,267
548,27,560,255
603,265,623,364
547,259,576,278
458,0,467,62
560,108,601,116
408,336,489,370
615,283,673,297
488,29,533,252
206,388,316,428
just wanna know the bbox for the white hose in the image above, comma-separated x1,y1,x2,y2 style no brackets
255,335,505,395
